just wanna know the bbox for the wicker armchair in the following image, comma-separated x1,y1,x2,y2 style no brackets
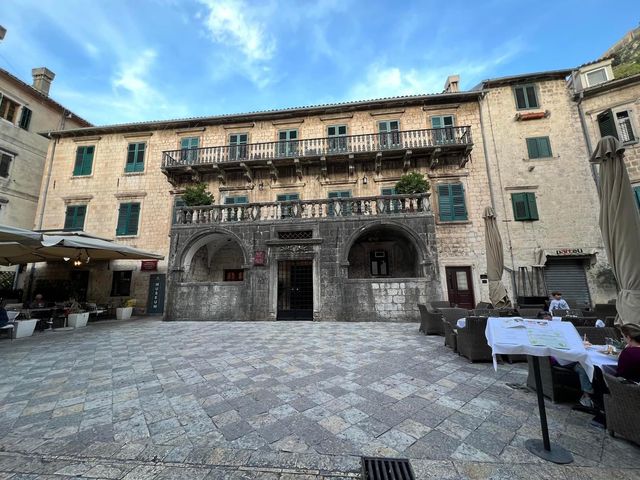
418,304,444,335
603,373,640,445
440,308,469,351
429,300,452,309
575,326,621,344
517,308,543,319
526,356,582,403
472,308,499,317
457,316,493,362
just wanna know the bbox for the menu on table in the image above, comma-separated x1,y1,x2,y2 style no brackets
494,318,570,349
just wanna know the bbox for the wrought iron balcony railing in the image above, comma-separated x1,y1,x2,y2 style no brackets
173,194,431,226
162,127,472,168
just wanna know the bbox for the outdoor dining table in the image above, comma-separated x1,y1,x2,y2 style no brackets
485,317,589,465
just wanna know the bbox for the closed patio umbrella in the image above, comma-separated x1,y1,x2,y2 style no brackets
590,136,640,325
483,206,511,308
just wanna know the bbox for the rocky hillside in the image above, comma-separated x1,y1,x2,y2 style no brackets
604,24,640,78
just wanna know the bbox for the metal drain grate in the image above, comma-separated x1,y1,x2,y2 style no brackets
361,456,415,480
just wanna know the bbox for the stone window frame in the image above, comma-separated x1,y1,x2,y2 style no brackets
512,84,540,111
611,106,638,145
0,91,22,126
0,149,16,179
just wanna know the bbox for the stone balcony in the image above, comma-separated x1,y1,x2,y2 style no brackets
172,193,431,227
161,127,473,183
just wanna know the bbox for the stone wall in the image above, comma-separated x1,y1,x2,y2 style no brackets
165,215,440,321
341,279,426,322
482,78,617,304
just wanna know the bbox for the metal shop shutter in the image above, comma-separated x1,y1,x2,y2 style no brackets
543,258,591,308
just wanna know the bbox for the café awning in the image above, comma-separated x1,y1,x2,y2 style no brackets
0,227,164,266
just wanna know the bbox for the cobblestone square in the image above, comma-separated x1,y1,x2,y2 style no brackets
0,319,638,479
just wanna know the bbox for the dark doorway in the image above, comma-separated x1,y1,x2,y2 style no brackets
70,270,90,302
445,266,475,309
277,260,313,320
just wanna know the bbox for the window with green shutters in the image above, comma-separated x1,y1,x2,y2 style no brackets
437,183,467,222
431,115,455,143
513,84,539,110
64,205,86,231
277,193,300,218
229,133,248,160
634,186,640,211
511,192,539,221
378,120,400,148
180,137,200,163
597,109,617,139
328,191,351,216
19,107,32,131
278,130,298,157
224,196,248,221
381,187,400,213
526,137,552,159
116,202,141,236
125,142,145,173
328,125,347,151
73,146,94,176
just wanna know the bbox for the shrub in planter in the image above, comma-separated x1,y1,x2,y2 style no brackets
395,172,430,194
182,183,214,206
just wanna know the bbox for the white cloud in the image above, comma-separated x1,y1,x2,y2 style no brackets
348,40,525,100
199,0,275,62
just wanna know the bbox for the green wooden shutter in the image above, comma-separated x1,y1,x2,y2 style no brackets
525,86,538,108
116,203,140,236
512,193,529,220
73,146,94,176
431,117,443,129
64,205,86,231
126,143,145,172
438,184,453,221
381,188,396,195
526,138,540,159
538,137,552,158
277,193,299,201
597,110,618,139
181,137,199,149
378,122,388,133
514,87,526,109
527,193,539,220
451,183,467,220
19,107,32,130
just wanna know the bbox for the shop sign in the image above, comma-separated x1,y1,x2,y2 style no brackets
141,260,158,271
555,248,584,256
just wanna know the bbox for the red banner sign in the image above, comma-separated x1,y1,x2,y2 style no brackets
254,250,266,266
141,260,158,271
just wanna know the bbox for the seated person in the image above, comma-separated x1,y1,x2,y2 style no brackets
548,291,570,313
611,323,640,382
29,293,47,309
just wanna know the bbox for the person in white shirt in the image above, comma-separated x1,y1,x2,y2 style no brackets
548,291,570,314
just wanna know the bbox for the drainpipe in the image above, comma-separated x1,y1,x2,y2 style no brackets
576,92,600,189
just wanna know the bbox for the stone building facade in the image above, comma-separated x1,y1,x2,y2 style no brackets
33,67,620,320
0,66,90,287
477,70,617,308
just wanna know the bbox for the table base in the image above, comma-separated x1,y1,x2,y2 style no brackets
525,439,574,464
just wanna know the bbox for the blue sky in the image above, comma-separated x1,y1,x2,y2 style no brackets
1,0,637,126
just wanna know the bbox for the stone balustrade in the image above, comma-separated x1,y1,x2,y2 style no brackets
173,194,431,226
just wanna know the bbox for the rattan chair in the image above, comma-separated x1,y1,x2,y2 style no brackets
575,326,621,344
472,308,499,317
440,308,469,352
525,356,582,403
516,308,542,319
603,373,640,445
456,316,493,362
418,304,444,335
429,300,452,309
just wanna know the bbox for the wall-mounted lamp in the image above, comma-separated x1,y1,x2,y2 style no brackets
258,181,264,191
362,175,368,185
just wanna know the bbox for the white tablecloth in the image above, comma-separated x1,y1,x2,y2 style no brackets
586,347,619,369
485,317,595,380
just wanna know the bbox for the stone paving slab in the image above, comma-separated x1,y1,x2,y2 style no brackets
0,318,639,479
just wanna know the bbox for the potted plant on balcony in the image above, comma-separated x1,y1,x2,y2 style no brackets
116,298,136,320
182,183,214,206
395,172,430,211
67,298,90,328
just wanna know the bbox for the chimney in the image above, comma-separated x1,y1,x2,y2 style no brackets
32,67,56,96
444,75,460,93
